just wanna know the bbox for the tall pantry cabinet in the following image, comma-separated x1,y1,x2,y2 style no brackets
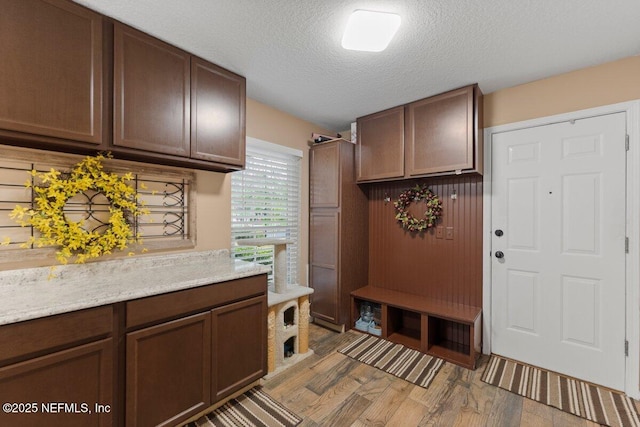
309,139,368,329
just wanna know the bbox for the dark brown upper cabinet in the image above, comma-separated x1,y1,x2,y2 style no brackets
356,84,483,183
191,57,246,167
406,85,482,177
112,23,246,171
0,0,105,148
1,0,246,172
114,23,191,157
356,106,405,182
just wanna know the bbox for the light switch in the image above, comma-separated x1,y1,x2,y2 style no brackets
436,226,444,239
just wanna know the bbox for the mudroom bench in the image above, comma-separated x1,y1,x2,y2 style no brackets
350,286,482,369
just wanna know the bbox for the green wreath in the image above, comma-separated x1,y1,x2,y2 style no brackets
9,153,148,264
393,184,443,232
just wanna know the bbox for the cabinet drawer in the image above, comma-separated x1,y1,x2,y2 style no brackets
0,306,113,365
126,274,267,329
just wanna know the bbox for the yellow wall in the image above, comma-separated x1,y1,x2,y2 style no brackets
195,98,333,285
484,56,640,127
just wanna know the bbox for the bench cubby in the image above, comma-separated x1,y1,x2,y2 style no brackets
351,286,482,369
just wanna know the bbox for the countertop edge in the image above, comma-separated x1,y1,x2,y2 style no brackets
0,250,272,326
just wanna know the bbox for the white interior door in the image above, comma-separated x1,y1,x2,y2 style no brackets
491,112,627,390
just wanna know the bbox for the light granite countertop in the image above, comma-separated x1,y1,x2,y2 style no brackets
0,249,271,326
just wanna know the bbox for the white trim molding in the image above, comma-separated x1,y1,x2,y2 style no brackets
482,100,640,399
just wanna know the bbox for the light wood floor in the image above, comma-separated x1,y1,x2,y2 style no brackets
262,323,616,427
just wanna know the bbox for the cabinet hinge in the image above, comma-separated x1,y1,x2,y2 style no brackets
626,134,630,151
625,340,629,357
626,237,630,253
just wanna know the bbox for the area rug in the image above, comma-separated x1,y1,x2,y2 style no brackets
184,386,301,427
482,354,640,427
338,333,445,389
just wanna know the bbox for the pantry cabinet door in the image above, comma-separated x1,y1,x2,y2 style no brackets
310,142,341,208
309,211,340,323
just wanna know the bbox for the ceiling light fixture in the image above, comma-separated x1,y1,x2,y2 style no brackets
341,10,401,52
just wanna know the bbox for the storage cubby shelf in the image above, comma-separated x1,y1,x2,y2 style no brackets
351,286,482,369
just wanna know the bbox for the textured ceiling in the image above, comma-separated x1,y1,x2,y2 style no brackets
74,0,640,131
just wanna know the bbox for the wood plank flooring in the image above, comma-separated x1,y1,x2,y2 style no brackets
262,323,612,426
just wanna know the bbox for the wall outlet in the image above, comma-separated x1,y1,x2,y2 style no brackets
445,227,454,240
436,226,444,239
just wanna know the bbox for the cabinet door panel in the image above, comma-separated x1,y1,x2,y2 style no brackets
0,339,113,427
211,296,266,402
114,23,190,157
126,312,211,427
356,106,404,182
310,265,339,322
0,0,103,144
310,211,339,267
406,86,474,175
310,142,340,208
191,57,246,166
310,211,339,322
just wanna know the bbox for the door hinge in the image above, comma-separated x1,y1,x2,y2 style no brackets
625,340,629,357
626,134,630,151
626,237,630,253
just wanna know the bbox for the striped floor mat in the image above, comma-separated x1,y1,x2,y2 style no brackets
338,334,445,389
482,355,640,427
184,387,301,427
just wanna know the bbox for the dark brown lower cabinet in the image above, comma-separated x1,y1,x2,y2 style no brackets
0,273,267,427
126,313,211,427
0,338,113,427
211,296,267,402
124,274,268,426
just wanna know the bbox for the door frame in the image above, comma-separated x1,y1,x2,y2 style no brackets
482,100,640,398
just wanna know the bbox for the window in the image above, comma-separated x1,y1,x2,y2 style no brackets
231,138,302,285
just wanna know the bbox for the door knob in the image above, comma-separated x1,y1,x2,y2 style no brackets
495,229,504,237
495,251,504,259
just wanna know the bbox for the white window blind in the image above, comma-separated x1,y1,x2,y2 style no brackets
231,139,301,285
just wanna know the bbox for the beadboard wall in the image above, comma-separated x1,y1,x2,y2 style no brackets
365,174,483,308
